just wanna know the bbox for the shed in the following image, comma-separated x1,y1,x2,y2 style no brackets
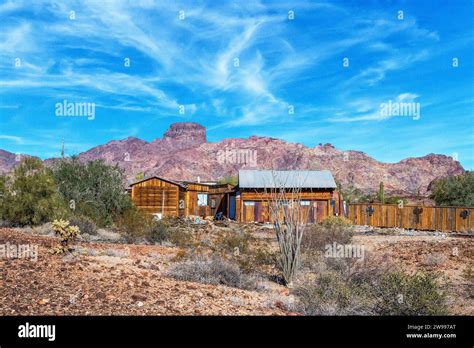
236,169,339,223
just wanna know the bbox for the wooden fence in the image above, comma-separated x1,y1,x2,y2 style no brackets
348,203,474,233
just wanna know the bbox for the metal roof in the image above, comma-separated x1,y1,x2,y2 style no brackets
238,170,337,189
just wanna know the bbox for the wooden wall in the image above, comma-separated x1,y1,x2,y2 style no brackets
237,190,334,223
348,203,474,233
131,178,182,216
184,183,231,218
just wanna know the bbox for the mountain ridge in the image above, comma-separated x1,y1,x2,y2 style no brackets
0,122,464,196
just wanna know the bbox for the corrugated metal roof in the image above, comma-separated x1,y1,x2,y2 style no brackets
238,170,337,189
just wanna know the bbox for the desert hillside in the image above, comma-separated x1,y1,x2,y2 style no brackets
0,122,464,196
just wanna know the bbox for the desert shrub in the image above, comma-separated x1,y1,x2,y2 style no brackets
69,215,97,235
167,255,260,291
115,207,149,243
295,264,449,316
115,207,169,244
372,271,449,315
52,157,132,226
421,252,447,267
216,229,254,254
384,196,406,205
295,271,372,315
0,158,68,226
214,229,276,274
234,247,277,274
166,226,193,247
430,171,474,206
146,220,170,244
302,217,353,253
50,219,81,254
462,266,474,299
321,216,353,228
341,185,377,203
217,175,238,186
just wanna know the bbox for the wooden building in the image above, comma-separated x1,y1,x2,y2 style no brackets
129,176,233,219
235,170,338,223
130,169,339,223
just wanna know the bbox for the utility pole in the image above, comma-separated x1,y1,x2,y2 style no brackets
61,138,65,159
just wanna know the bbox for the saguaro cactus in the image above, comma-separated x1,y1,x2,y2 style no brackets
379,181,385,204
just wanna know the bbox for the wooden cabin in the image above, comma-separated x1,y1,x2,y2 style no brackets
129,176,233,219
130,169,340,223
235,170,338,223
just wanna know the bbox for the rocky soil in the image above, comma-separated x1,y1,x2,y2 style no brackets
1,225,472,316
0,229,288,316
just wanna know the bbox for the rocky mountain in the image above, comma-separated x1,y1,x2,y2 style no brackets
0,122,465,196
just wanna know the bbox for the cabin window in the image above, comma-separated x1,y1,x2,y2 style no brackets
197,193,208,206
244,201,255,206
300,201,310,206
211,199,216,209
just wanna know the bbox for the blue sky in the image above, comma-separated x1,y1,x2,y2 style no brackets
0,0,473,169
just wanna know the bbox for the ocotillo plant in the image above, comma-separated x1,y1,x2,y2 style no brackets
379,181,385,204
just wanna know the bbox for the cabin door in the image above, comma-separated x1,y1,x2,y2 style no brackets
253,201,269,223
229,195,236,219
313,201,328,222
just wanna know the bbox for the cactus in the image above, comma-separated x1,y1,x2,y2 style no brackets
379,181,385,204
50,219,81,254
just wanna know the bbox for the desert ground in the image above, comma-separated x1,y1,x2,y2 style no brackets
0,221,472,316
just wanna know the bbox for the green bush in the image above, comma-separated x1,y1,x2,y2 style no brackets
217,176,238,186
430,172,474,206
295,263,450,316
146,219,170,244
115,207,169,244
301,217,353,253
0,158,68,226
294,271,371,315
341,186,376,203
52,157,132,226
372,271,449,315
216,229,254,254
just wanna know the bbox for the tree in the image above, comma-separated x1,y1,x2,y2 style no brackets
52,157,132,226
430,172,474,206
341,185,375,203
218,175,238,186
0,158,66,226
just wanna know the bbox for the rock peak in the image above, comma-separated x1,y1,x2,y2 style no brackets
163,122,207,149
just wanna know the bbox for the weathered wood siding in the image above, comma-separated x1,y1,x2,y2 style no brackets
131,178,181,216
348,203,474,233
185,183,232,218
238,190,334,223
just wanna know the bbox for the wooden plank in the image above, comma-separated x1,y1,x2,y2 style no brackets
348,203,474,233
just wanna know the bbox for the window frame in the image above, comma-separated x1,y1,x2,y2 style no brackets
197,193,208,207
